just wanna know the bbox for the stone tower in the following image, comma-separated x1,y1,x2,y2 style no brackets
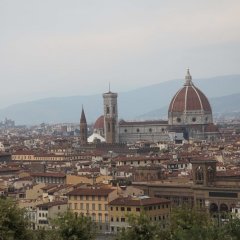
191,159,217,187
80,107,88,145
103,89,118,144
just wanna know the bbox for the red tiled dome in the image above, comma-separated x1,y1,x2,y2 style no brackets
168,70,212,113
94,115,104,129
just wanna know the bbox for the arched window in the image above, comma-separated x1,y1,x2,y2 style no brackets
196,166,204,183
208,166,214,183
220,203,228,212
107,122,110,132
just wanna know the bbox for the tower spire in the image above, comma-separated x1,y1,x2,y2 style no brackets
80,106,86,124
80,105,88,145
184,68,192,86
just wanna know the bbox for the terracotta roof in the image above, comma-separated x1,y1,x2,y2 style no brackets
31,172,66,178
36,200,67,208
109,197,170,206
169,71,212,113
94,115,104,129
67,188,115,196
119,120,168,126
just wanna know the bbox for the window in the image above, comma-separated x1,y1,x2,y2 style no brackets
127,207,131,212
104,196,108,201
105,204,108,211
86,203,89,210
121,218,125,222
74,203,78,210
192,117,196,122
149,128,152,132
136,128,140,133
86,196,89,201
177,118,181,123
196,166,204,183
136,208,140,212
98,196,101,201
98,214,102,222
92,196,95,201
124,129,127,133
92,204,95,211
106,106,110,114
80,203,84,210
116,207,118,211
80,196,83,200
121,207,125,211
98,204,102,211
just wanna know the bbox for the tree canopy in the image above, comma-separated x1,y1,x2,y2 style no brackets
0,197,31,240
54,211,96,240
115,206,240,240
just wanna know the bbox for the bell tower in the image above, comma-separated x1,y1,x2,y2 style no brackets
191,159,217,187
103,88,118,144
80,106,88,145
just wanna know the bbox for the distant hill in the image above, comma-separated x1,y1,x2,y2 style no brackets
0,74,239,125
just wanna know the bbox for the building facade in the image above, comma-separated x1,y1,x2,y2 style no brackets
109,196,171,233
67,187,118,232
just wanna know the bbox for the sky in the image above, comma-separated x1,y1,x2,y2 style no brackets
0,0,240,108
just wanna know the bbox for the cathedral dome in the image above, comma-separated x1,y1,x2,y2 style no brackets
168,69,213,125
94,115,104,130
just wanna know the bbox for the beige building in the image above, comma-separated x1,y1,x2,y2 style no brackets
109,196,171,233
36,200,68,229
67,187,118,232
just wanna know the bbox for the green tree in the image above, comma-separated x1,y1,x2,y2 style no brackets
115,212,171,240
170,206,228,240
0,198,31,240
54,211,96,240
222,217,240,240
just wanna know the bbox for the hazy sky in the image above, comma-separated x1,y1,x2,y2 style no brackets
0,0,240,108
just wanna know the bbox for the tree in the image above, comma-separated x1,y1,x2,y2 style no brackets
115,207,232,240
0,198,31,240
222,217,240,240
54,211,96,240
170,206,228,240
115,212,171,240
